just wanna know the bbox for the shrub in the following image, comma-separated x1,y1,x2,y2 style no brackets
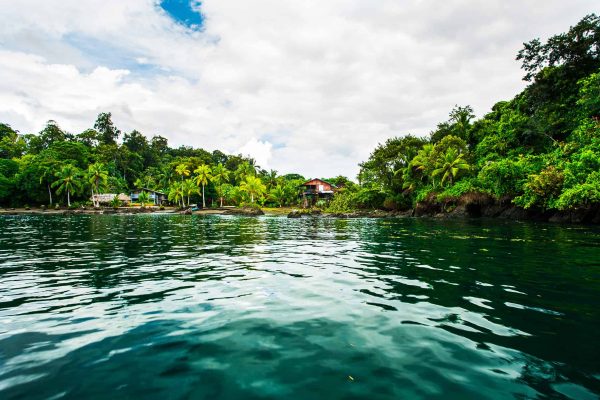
477,156,542,198
239,201,261,210
325,191,357,213
514,166,564,209
354,187,386,209
315,199,327,209
436,178,489,203
414,185,436,204
555,171,600,210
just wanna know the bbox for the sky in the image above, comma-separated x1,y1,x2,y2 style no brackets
0,1,597,178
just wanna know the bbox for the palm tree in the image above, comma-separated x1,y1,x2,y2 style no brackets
234,161,255,183
264,169,278,190
194,164,212,208
158,166,175,191
409,144,437,185
182,179,197,208
168,183,184,208
110,194,121,208
52,164,82,207
269,185,286,207
87,163,108,207
175,163,190,182
39,164,56,205
138,191,150,207
410,144,435,174
431,148,471,186
240,175,266,203
211,164,230,207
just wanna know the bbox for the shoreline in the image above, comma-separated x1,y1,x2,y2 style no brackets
1,204,599,224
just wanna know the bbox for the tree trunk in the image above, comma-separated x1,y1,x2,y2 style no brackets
47,184,53,205
202,184,206,208
220,195,223,207
67,190,71,207
91,187,95,207
251,193,254,203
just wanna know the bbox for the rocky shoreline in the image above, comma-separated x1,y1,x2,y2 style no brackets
286,201,600,224
2,202,599,224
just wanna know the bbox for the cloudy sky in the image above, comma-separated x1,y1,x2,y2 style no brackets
0,1,596,178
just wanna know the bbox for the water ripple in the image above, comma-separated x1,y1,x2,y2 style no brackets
1,215,599,399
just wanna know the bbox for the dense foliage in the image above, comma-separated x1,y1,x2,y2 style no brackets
0,113,321,208
355,14,600,212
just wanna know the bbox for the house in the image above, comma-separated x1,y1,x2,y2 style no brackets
300,178,337,207
91,193,131,206
130,188,167,205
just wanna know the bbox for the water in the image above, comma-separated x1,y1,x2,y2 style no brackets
0,215,599,400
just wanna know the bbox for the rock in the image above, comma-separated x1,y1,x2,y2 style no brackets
414,202,440,217
223,207,264,216
287,210,303,218
179,208,193,215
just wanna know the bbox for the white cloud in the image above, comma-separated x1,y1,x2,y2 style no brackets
237,138,273,170
0,0,597,178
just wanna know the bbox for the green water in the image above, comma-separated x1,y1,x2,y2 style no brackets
0,215,599,399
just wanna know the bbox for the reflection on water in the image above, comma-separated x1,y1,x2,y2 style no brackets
0,215,599,399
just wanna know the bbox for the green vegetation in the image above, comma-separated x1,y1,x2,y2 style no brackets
355,14,600,213
0,114,317,208
1,15,598,219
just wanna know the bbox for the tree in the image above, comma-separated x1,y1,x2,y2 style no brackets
138,191,150,207
517,14,600,82
110,194,121,208
168,183,184,207
194,164,212,208
182,179,197,208
269,185,286,207
240,175,266,203
94,112,121,145
264,169,278,189
156,165,175,191
39,163,57,205
359,135,427,192
409,144,436,181
234,161,255,183
449,105,475,143
431,148,471,186
175,163,190,182
76,129,100,147
38,120,69,150
52,164,82,207
87,163,108,207
211,163,230,207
